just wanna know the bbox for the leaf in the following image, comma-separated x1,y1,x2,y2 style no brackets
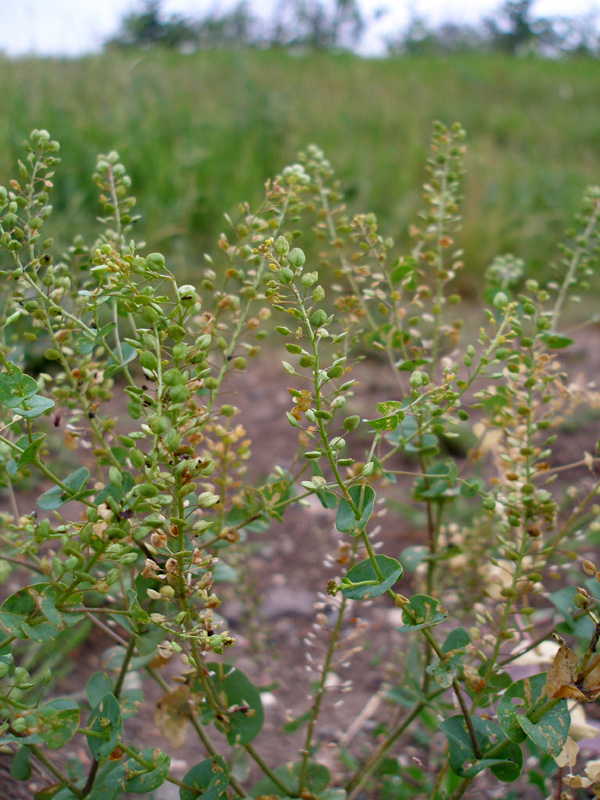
13,394,55,419
460,478,483,498
412,459,458,501
498,673,570,757
105,343,137,378
11,746,31,781
14,434,46,471
377,401,405,416
105,747,170,793
0,365,39,406
36,698,80,749
180,756,229,800
541,334,573,349
190,663,264,745
86,693,123,759
87,672,114,709
341,556,403,600
426,628,472,689
335,485,375,534
396,594,447,632
155,686,191,748
126,588,150,630
38,467,91,510
385,415,438,456
440,716,523,782
250,760,330,798
547,643,600,702
399,545,429,572
0,583,84,642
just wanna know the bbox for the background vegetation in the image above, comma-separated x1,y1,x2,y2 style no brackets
2,49,599,288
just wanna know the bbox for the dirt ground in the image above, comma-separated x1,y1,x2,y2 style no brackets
2,327,600,799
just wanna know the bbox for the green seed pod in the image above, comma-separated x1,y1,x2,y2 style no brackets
232,357,247,370
310,309,328,328
275,236,290,255
141,306,160,325
288,248,306,268
343,415,360,431
146,253,165,270
129,448,145,469
170,385,190,403
163,368,185,386
149,415,170,435
140,351,158,371
220,404,235,417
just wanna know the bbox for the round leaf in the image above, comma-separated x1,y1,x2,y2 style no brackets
497,673,570,757
396,594,447,632
180,756,229,800
335,484,375,534
194,663,264,745
341,556,403,600
440,716,523,782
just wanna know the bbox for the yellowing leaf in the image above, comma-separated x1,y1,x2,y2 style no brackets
154,686,190,748
547,645,600,702
547,644,587,701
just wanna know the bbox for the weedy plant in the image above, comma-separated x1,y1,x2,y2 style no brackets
0,124,600,799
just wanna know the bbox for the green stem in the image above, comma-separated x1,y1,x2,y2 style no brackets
299,596,347,793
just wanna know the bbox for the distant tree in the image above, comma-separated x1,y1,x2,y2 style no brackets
483,0,554,54
387,15,486,56
270,0,365,50
106,0,199,50
194,2,261,49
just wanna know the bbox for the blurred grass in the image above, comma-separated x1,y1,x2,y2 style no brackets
1,49,599,283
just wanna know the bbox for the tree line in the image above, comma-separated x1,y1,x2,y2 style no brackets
106,0,600,57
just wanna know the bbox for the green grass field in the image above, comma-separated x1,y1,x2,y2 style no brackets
2,49,599,283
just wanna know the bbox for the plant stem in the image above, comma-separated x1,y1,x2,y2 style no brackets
298,596,347,793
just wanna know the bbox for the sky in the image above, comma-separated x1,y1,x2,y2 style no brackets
1,0,598,57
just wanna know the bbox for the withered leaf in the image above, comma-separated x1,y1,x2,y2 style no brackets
547,644,600,702
155,685,191,748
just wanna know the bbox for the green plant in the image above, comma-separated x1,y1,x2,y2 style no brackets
0,124,600,800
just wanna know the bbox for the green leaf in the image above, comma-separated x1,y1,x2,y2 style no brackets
126,588,150,630
440,716,523,781
540,334,573,349
36,698,80,750
250,760,330,798
14,394,55,419
396,594,447,632
497,673,570,757
105,343,137,378
179,756,229,800
15,434,46,471
385,415,438,456
38,467,91,510
365,414,399,431
11,746,31,781
191,663,264,745
377,401,405,416
0,583,84,641
460,478,483,498
413,459,458,501
86,693,123,759
341,555,403,600
105,747,170,793
87,672,114,709
426,628,472,689
336,485,375,534
0,365,38,406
